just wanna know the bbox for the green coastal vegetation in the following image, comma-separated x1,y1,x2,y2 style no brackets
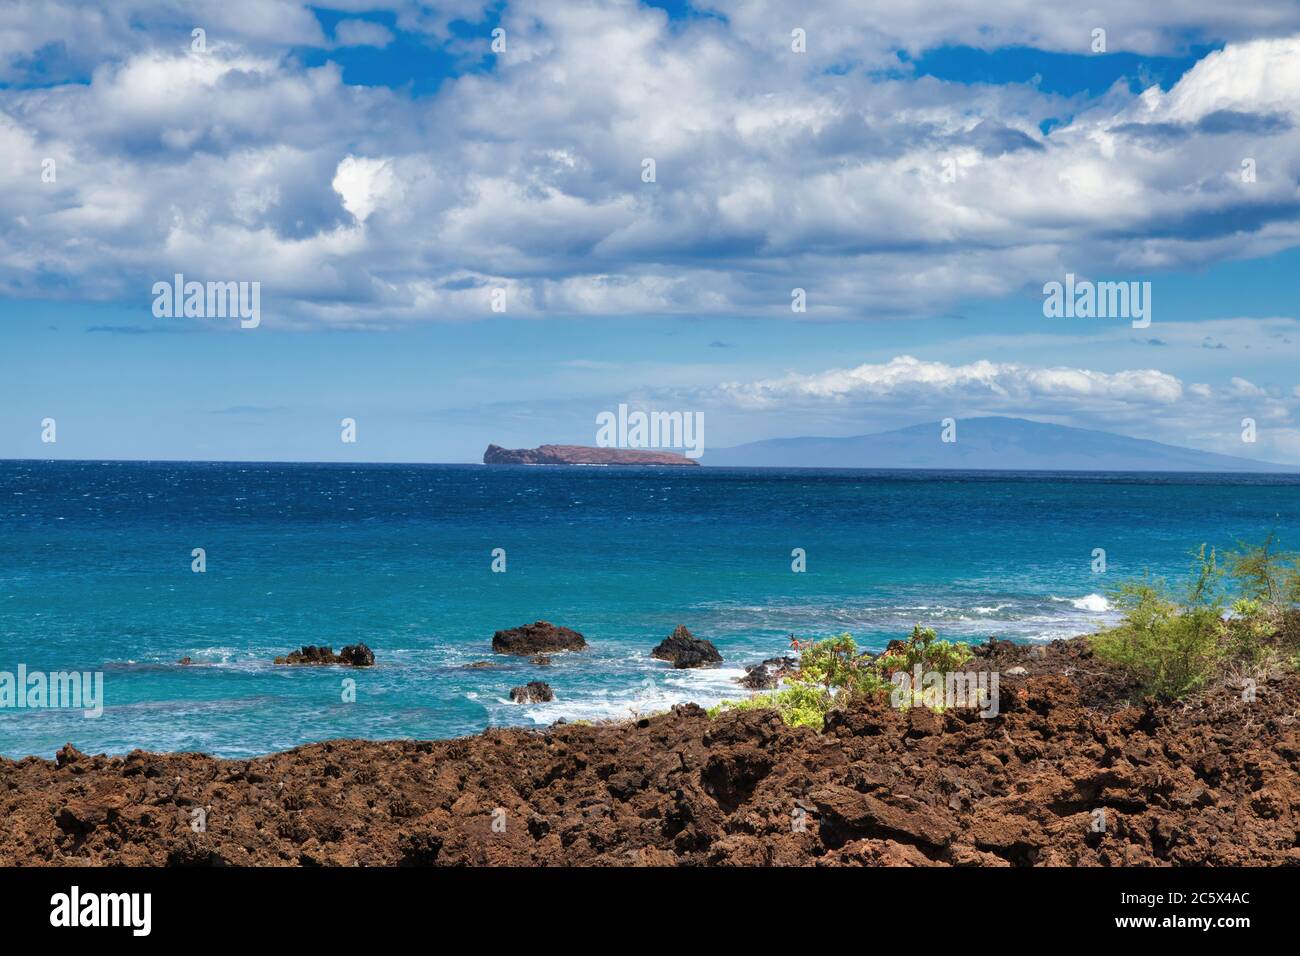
1090,533,1300,698
708,624,975,729
711,534,1300,730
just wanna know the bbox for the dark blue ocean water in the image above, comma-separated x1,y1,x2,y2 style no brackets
2,460,1297,757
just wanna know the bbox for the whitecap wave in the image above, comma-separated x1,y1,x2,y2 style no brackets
1068,593,1111,612
492,665,752,727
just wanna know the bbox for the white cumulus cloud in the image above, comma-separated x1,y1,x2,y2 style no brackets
332,155,398,223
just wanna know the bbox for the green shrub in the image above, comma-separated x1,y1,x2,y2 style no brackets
795,632,859,694
711,625,979,729
1225,530,1297,608
1227,597,1274,664
795,632,893,700
1091,546,1223,699
707,684,832,729
873,624,973,676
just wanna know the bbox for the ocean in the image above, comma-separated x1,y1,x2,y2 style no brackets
2,460,1297,758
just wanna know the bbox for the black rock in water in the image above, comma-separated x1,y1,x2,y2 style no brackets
275,643,374,666
651,625,722,669
492,621,587,655
510,681,555,703
738,656,798,689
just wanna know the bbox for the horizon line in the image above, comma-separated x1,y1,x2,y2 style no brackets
4,457,1300,477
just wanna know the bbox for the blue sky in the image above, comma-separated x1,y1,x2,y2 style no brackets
3,1,1300,463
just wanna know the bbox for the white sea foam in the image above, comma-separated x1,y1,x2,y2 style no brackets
691,589,1127,647
496,665,752,727
1069,593,1111,612
189,646,242,665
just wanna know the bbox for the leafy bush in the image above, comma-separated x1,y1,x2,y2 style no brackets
873,624,973,676
711,625,978,729
795,633,859,693
706,684,832,729
1091,546,1223,699
1225,531,1297,608
1227,597,1274,664
795,632,893,699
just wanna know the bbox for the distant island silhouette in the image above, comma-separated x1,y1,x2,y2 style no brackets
484,444,700,466
705,417,1298,472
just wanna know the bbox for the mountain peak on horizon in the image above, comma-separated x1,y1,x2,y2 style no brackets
705,416,1298,472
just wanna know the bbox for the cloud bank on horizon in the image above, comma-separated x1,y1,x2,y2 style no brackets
3,0,1300,463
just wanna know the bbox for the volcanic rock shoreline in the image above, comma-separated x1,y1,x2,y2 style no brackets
0,635,1295,867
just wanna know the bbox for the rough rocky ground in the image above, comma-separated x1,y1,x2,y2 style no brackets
0,637,1295,866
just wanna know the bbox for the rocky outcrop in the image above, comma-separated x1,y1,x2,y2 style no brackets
54,744,85,769
274,644,375,666
3,636,1296,867
509,682,555,704
738,656,798,689
484,444,699,466
337,645,375,666
650,625,722,668
492,622,587,656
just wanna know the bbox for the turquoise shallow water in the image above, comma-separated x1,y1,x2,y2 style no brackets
2,460,1298,757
